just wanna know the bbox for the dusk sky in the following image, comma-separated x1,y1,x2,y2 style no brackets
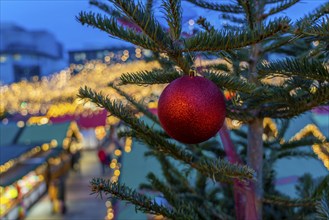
0,0,326,52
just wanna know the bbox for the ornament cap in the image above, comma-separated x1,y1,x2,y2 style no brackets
189,66,196,77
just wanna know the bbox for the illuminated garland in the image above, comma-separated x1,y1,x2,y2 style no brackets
229,119,329,170
62,122,83,152
0,61,163,118
0,140,58,174
289,124,329,170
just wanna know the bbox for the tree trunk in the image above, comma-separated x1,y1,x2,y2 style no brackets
246,0,264,214
246,118,264,220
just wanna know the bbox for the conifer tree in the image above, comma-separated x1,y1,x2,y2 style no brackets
77,0,329,219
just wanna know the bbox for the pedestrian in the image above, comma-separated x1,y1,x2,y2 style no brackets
97,147,109,174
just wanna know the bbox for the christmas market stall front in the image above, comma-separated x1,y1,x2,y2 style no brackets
0,121,83,219
16,121,83,171
0,144,55,220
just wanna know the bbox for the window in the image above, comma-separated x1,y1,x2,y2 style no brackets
74,53,86,62
13,54,21,61
0,55,6,63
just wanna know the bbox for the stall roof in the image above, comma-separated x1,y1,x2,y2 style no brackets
0,163,44,187
0,123,22,146
16,122,72,147
0,144,37,165
0,148,62,187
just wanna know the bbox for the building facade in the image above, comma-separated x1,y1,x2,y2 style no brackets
68,46,152,66
0,23,66,84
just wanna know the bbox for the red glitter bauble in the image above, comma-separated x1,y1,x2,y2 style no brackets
158,76,226,144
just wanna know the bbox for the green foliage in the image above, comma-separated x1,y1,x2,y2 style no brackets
108,83,159,123
79,87,255,183
185,0,244,13
119,68,182,85
108,0,171,48
258,58,329,81
162,0,182,41
184,17,291,52
77,12,159,51
78,0,329,218
196,16,215,32
316,193,329,219
203,71,256,93
264,0,301,19
263,195,316,207
90,178,175,218
89,0,121,18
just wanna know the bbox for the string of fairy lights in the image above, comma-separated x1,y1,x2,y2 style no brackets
0,60,164,119
0,59,328,219
289,124,329,170
258,119,329,170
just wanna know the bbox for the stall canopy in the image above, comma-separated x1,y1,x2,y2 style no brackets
0,162,44,187
49,109,107,129
0,123,22,146
16,121,80,148
0,148,62,187
0,144,37,165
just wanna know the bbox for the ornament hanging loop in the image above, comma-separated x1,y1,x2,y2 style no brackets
183,38,197,77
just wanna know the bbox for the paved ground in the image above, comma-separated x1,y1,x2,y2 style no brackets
26,150,110,220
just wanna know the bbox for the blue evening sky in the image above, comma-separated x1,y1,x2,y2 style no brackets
0,0,326,52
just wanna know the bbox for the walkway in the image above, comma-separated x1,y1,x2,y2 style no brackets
26,150,110,220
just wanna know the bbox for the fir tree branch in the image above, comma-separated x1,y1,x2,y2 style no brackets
136,128,255,183
77,12,160,51
313,175,329,198
231,129,248,140
90,178,176,218
78,87,255,182
276,150,317,159
118,127,170,140
220,13,247,25
263,0,300,19
184,17,290,52
156,155,193,191
146,0,154,14
185,0,244,13
89,0,121,17
146,173,203,219
242,84,294,110
316,193,329,220
196,16,215,32
119,68,182,85
262,35,296,54
225,103,255,122
108,0,171,49
263,195,317,207
203,71,256,93
258,58,329,81
199,140,226,158
162,0,182,41
265,0,286,3
108,83,159,123
295,3,329,30
148,171,234,220
108,0,191,74
238,0,255,29
205,63,231,73
302,17,329,39
280,137,326,151
261,87,329,118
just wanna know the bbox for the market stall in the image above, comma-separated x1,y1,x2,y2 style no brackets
0,156,47,220
16,121,83,170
